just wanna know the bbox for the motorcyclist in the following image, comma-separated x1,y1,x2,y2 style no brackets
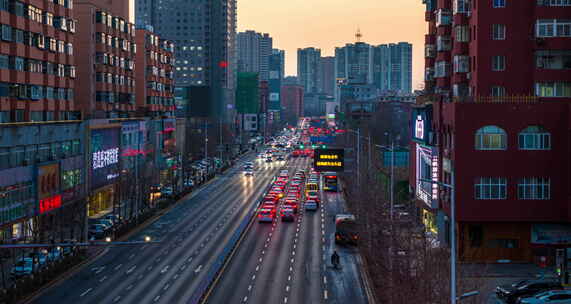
331,251,340,268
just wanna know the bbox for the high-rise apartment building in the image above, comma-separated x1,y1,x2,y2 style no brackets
335,42,373,85
273,48,285,81
319,56,335,96
237,31,273,81
0,0,84,242
297,48,321,94
135,0,237,121
410,0,571,263
268,49,285,111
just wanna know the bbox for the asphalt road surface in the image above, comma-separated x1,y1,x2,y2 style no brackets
31,153,283,304
207,158,368,304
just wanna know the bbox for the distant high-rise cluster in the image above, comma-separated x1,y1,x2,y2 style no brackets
334,42,412,94
297,48,322,94
237,31,274,81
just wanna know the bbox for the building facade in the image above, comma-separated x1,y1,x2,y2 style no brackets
135,28,175,118
297,47,321,94
319,56,335,96
281,85,304,125
412,0,571,263
0,0,84,243
268,49,284,112
237,30,273,82
135,0,237,122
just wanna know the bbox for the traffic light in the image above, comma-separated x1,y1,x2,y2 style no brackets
321,145,327,149
311,144,316,149
300,144,304,149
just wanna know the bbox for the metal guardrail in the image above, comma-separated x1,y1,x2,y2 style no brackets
187,175,276,304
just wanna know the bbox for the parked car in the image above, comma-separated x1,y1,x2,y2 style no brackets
497,280,563,304
27,251,48,268
518,290,571,304
88,224,108,239
11,257,37,278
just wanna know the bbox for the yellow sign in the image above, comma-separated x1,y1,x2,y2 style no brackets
319,154,339,160
316,161,343,167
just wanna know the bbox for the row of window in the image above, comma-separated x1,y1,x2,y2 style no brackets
0,24,74,55
148,50,173,65
0,0,75,32
95,91,135,104
95,52,134,71
0,140,81,170
0,82,73,101
96,73,135,87
0,55,75,78
146,34,175,53
474,177,550,200
0,110,80,123
95,32,136,53
95,11,135,37
147,81,174,93
475,125,550,150
147,96,175,106
148,66,174,79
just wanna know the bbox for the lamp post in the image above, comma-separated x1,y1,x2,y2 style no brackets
420,167,456,304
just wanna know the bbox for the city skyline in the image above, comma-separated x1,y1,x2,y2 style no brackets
237,0,426,91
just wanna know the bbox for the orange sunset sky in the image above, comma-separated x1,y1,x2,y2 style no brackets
131,0,427,90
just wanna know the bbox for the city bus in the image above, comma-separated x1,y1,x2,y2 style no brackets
335,214,358,245
323,172,338,192
305,182,319,194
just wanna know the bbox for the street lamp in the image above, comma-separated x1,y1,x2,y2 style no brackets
420,167,456,304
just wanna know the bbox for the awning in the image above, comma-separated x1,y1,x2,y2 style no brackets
531,224,571,245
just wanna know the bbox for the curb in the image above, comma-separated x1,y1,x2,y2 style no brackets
355,249,377,304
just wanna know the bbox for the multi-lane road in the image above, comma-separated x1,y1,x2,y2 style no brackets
29,154,369,304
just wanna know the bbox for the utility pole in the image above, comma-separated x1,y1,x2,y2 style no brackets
390,139,395,221
219,117,223,162
356,128,360,188
368,133,372,168
204,120,208,171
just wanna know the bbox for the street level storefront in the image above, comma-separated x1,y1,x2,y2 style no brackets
88,185,115,217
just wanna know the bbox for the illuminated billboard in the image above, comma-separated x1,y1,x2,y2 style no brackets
91,128,120,190
415,144,439,209
313,149,344,172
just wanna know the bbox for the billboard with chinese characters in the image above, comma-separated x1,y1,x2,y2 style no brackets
37,163,60,200
313,149,344,172
415,144,439,209
90,128,120,190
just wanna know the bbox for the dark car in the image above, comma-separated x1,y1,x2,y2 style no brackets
496,280,563,304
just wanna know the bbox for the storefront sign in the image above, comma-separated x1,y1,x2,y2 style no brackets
37,164,60,200
314,149,344,172
416,145,438,209
39,195,62,214
91,128,120,190
531,224,571,245
411,105,433,144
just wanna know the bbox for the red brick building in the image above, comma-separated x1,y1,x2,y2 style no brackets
135,28,175,117
281,85,304,125
75,0,136,118
0,0,76,122
413,0,571,263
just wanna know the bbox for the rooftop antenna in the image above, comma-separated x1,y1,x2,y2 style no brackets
355,28,363,43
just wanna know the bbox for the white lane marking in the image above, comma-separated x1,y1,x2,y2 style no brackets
163,283,170,291
161,265,170,274
113,296,121,303
181,264,187,271
99,275,107,282
286,285,290,292
154,295,161,302
129,254,136,260
95,266,105,274
288,275,291,281
114,264,123,271
248,285,252,291
255,265,260,272
126,284,133,291
252,274,256,280
324,276,327,284
289,266,293,272
284,297,288,303
324,290,329,299
80,288,92,297
243,296,248,302
187,257,193,263
194,265,203,273
126,265,137,274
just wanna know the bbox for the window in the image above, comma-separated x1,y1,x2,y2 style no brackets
453,0,469,13
455,25,470,42
491,86,506,96
519,126,551,150
436,9,452,26
1,24,11,41
492,55,506,71
435,61,450,78
493,0,506,7
535,82,571,97
538,0,571,6
0,55,8,69
475,125,507,150
518,177,550,199
475,177,507,199
454,55,470,73
437,36,452,51
492,24,506,40
536,19,571,37
535,50,571,69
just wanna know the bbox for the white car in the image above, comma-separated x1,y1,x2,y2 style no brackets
244,169,254,177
